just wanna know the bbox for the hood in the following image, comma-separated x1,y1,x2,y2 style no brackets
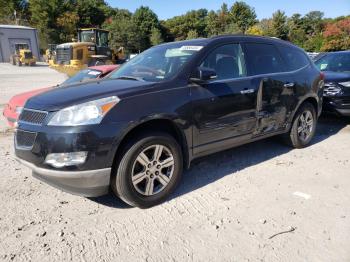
9,87,53,108
25,79,156,111
323,71,350,83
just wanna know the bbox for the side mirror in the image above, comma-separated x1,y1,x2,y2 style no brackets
190,67,217,83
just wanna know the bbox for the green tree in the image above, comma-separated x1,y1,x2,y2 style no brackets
29,0,66,48
288,13,307,47
132,6,160,51
186,30,198,39
271,10,288,40
0,0,29,24
163,9,208,40
224,22,241,34
302,11,324,36
206,3,231,36
257,18,274,36
230,1,257,33
150,27,163,45
104,9,143,52
75,0,111,28
56,11,79,42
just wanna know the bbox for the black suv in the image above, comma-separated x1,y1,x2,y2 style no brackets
15,36,324,208
314,51,350,116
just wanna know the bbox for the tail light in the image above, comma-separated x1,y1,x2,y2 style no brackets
320,72,325,80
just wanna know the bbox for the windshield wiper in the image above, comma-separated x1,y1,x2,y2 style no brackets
114,76,145,81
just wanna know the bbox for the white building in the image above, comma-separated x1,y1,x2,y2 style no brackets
0,25,40,62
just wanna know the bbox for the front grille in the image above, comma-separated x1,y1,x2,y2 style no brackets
15,130,37,149
24,52,33,59
18,109,48,125
324,83,341,96
56,47,72,64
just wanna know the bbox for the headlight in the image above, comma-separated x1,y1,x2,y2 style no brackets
339,81,350,87
15,106,23,115
48,96,120,126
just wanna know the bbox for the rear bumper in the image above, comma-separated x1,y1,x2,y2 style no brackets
17,158,111,197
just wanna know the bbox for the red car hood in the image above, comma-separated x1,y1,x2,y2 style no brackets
8,87,53,108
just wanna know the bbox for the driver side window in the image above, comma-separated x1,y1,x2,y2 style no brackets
200,43,247,80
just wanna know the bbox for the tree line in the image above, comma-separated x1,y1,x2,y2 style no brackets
1,0,349,53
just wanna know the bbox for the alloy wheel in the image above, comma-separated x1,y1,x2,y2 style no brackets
297,110,314,142
131,145,174,196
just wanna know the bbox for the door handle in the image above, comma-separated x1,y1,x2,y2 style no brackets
240,88,255,94
284,82,295,88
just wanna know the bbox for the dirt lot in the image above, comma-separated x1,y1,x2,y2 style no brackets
0,63,349,262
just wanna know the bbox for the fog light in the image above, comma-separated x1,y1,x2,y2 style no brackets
45,152,88,168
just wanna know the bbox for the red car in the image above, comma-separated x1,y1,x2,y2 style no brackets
3,65,119,127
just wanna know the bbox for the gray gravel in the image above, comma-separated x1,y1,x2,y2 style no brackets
0,63,349,261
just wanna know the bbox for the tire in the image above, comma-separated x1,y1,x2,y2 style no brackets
283,102,317,148
111,132,183,208
10,56,15,65
95,60,104,66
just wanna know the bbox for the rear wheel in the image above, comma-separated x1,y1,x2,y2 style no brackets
111,133,183,208
10,56,16,65
16,58,22,66
284,102,317,148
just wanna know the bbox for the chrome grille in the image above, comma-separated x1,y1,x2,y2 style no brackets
19,109,48,125
56,46,72,64
323,83,341,96
15,130,37,149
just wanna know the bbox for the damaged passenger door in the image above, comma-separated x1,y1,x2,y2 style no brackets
243,42,296,135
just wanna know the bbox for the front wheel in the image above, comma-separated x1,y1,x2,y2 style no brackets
284,102,317,148
111,133,183,208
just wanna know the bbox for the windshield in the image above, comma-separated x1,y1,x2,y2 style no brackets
61,69,102,86
314,52,350,72
109,43,205,82
80,31,95,43
97,31,109,47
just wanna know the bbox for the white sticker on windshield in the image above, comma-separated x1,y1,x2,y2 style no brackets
179,46,203,51
320,64,328,70
88,71,101,75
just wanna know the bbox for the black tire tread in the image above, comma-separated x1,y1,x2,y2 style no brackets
283,102,317,148
111,132,182,208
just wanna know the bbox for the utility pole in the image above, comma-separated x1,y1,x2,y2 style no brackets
14,10,18,25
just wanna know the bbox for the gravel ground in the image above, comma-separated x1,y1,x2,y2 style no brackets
0,63,349,262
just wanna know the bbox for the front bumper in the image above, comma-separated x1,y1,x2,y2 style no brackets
14,121,128,197
17,158,111,197
323,96,350,116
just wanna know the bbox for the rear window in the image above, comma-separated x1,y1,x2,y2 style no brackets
245,43,285,75
279,46,310,71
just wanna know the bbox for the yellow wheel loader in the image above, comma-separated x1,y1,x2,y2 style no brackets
50,28,125,76
10,43,36,66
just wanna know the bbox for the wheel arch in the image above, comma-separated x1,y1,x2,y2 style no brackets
112,118,190,172
289,96,319,126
